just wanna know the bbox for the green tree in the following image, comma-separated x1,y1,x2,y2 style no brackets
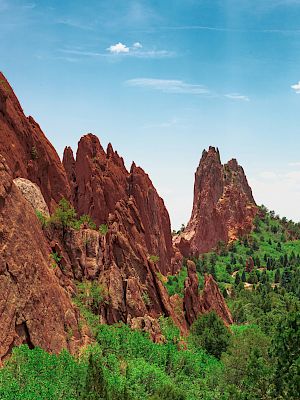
221,327,271,399
271,311,300,399
234,272,241,286
190,311,230,359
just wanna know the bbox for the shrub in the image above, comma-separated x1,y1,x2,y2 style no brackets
35,210,48,228
149,255,160,263
99,224,108,236
49,198,77,229
76,214,97,230
49,251,62,268
190,311,230,359
77,281,106,312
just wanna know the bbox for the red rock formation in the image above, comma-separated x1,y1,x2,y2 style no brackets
63,134,176,276
175,146,258,256
0,72,70,211
0,74,233,358
63,135,128,226
184,261,201,325
128,163,175,275
0,156,85,363
183,260,233,326
199,275,233,326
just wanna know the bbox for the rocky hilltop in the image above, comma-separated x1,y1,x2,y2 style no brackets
0,73,234,362
175,146,258,256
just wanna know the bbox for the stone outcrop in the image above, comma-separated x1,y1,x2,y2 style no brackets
0,156,86,363
0,73,233,357
184,261,233,326
13,177,50,217
63,134,176,276
0,73,70,211
175,146,258,256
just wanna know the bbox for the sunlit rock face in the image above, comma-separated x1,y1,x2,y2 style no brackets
174,146,258,257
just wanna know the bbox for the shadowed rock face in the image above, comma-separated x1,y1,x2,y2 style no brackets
0,156,86,364
184,261,233,326
175,146,258,256
0,73,71,212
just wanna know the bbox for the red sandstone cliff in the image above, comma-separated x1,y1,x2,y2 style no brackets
175,146,258,256
0,73,233,360
63,134,176,276
0,156,86,364
0,73,70,211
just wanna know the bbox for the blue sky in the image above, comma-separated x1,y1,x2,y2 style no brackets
1,0,300,228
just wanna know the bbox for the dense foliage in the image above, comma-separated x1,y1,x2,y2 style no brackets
1,206,299,399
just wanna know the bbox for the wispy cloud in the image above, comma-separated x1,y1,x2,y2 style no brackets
291,81,300,93
125,78,210,95
58,44,174,60
56,18,94,31
59,49,103,57
106,42,174,58
225,93,250,101
125,78,249,101
157,25,300,35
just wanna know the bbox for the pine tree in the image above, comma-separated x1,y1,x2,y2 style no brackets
235,272,241,286
274,269,281,284
241,270,246,282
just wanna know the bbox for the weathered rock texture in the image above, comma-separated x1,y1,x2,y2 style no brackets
0,156,85,364
184,261,233,326
13,177,50,217
63,134,175,276
0,73,70,211
175,146,258,256
0,73,233,358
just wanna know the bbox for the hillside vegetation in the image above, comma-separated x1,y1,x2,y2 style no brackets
0,207,299,399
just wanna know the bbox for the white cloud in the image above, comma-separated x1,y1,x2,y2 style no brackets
107,42,129,54
125,78,210,95
105,42,173,58
225,93,250,101
133,42,142,48
288,161,300,167
291,81,300,93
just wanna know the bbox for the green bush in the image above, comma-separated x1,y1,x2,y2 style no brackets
76,281,106,312
190,311,230,359
99,224,109,236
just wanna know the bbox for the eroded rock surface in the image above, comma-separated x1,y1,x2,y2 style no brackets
175,146,258,256
0,73,70,211
0,156,85,363
13,177,50,217
0,73,234,358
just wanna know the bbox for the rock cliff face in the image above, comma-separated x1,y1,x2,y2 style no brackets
63,134,175,276
184,260,233,326
0,73,233,359
175,146,258,256
0,73,70,211
0,156,85,364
